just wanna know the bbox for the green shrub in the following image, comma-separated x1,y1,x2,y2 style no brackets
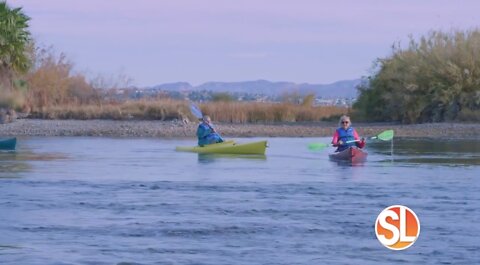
354,29,480,123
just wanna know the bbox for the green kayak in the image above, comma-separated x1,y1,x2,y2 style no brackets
0,137,16,150
176,140,267,155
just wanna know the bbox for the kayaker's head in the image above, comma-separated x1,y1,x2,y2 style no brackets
202,115,212,125
339,115,351,129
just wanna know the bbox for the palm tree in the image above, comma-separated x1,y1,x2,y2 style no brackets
0,1,31,82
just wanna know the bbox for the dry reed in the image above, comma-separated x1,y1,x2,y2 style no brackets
29,100,347,122
200,101,347,123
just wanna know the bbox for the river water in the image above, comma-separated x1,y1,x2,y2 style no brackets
0,137,479,264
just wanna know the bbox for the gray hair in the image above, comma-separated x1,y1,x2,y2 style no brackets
338,115,351,127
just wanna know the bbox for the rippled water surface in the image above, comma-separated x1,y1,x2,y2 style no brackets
0,137,479,264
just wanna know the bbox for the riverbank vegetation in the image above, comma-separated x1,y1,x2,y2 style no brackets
200,101,345,123
0,3,97,121
0,1,31,110
354,29,480,123
29,100,346,123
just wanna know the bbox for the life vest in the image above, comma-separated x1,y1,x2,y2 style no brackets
336,127,356,151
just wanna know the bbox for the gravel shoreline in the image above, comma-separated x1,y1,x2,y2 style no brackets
1,119,479,139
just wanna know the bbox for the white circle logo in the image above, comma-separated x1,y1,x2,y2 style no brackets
375,205,420,250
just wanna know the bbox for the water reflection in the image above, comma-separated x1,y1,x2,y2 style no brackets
0,149,67,177
198,153,267,164
329,159,366,167
0,151,30,177
368,138,480,166
393,157,480,165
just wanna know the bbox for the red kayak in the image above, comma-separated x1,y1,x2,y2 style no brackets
329,147,367,163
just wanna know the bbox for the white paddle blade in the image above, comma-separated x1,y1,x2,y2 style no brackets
190,104,203,119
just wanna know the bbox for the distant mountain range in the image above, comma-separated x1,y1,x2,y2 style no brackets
148,79,361,98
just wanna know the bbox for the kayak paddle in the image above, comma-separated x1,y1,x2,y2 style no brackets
189,103,203,119
307,142,331,151
346,129,395,144
308,129,395,151
372,129,394,141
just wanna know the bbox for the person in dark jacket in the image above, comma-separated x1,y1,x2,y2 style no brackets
197,115,223,146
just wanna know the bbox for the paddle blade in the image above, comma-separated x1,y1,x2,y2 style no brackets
308,142,330,151
189,104,203,119
376,130,394,141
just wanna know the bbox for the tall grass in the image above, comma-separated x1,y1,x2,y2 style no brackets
29,99,347,122
201,101,347,123
30,100,192,120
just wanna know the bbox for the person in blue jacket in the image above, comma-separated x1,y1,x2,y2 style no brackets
197,115,223,146
331,115,365,152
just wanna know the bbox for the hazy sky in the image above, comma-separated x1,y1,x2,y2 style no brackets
9,0,480,86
